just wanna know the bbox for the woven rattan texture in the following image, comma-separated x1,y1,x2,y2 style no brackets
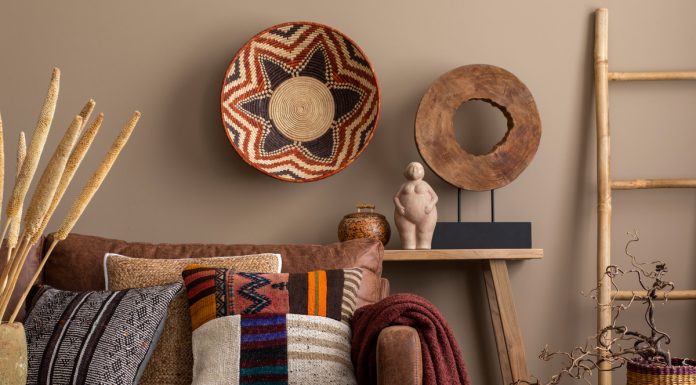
221,22,379,182
627,360,696,385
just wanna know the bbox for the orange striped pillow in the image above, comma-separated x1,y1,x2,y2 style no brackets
181,264,362,331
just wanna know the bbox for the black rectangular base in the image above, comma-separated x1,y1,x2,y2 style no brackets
431,222,531,249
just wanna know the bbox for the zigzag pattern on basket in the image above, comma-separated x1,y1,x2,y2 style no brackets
182,265,362,331
221,22,379,182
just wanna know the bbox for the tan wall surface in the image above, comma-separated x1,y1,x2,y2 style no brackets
2,1,696,383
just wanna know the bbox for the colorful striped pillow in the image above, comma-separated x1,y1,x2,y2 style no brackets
181,265,363,330
191,313,356,385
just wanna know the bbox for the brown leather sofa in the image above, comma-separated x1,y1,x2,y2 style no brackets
4,233,423,385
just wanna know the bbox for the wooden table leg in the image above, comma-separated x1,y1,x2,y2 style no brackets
483,260,529,385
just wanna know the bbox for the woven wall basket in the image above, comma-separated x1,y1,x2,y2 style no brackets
627,359,696,385
220,22,380,182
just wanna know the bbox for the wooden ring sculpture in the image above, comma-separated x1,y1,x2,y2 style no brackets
415,64,541,191
221,22,380,183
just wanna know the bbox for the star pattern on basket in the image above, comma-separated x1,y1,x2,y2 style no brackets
237,46,364,159
221,22,379,182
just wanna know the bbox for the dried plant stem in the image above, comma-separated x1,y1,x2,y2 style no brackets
1,112,85,317
78,100,95,131
37,113,103,237
0,67,60,310
55,111,140,241
0,221,9,255
3,111,139,319
23,115,83,237
0,70,138,322
7,131,27,250
0,112,5,232
0,247,10,292
0,234,29,318
0,132,28,297
517,233,679,385
0,221,19,302
6,68,60,224
9,239,58,322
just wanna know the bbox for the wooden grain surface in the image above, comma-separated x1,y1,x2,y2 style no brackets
415,64,541,191
594,9,613,385
613,290,696,300
484,260,529,384
383,249,543,261
611,178,696,189
609,71,696,81
386,248,540,384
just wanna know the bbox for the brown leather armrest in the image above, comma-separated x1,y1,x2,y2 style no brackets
379,278,390,300
376,325,423,385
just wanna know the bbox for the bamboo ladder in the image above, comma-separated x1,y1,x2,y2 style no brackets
594,8,696,385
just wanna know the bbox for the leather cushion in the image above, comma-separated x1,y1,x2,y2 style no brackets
0,239,44,321
43,233,384,308
377,326,423,385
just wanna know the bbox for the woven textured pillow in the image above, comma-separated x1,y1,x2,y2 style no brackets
191,313,356,385
182,265,363,330
24,283,181,385
104,253,281,385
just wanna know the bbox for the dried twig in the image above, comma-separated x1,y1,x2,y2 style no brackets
515,232,680,385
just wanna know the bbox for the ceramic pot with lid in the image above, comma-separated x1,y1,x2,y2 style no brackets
338,204,391,245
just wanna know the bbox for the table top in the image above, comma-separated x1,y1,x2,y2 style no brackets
383,249,543,261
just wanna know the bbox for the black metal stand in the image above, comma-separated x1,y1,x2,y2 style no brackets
457,188,461,223
436,187,530,249
457,188,496,222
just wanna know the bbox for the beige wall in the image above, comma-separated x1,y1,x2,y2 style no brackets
2,1,696,383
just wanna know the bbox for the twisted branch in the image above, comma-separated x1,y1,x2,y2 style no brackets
514,232,680,385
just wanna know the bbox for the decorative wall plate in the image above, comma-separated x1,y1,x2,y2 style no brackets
221,22,380,182
415,64,541,191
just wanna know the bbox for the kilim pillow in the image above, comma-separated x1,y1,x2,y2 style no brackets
191,313,356,385
23,283,181,385
181,265,363,329
104,253,282,385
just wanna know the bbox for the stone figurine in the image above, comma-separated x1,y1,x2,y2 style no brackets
393,162,438,249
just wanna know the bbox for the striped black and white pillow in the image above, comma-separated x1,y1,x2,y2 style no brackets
24,283,181,385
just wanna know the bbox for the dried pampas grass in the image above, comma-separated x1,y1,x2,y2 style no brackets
0,68,140,322
78,99,95,130
37,113,103,237
7,132,26,249
23,115,83,237
0,113,5,233
55,111,140,241
6,68,60,222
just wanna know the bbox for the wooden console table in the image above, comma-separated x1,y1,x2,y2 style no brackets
384,249,543,385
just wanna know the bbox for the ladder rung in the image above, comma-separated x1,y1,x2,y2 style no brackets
609,71,696,81
613,290,696,301
611,179,696,190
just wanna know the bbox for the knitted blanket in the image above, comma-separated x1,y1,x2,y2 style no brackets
351,293,471,385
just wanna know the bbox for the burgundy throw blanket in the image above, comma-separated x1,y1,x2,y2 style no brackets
351,293,471,385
